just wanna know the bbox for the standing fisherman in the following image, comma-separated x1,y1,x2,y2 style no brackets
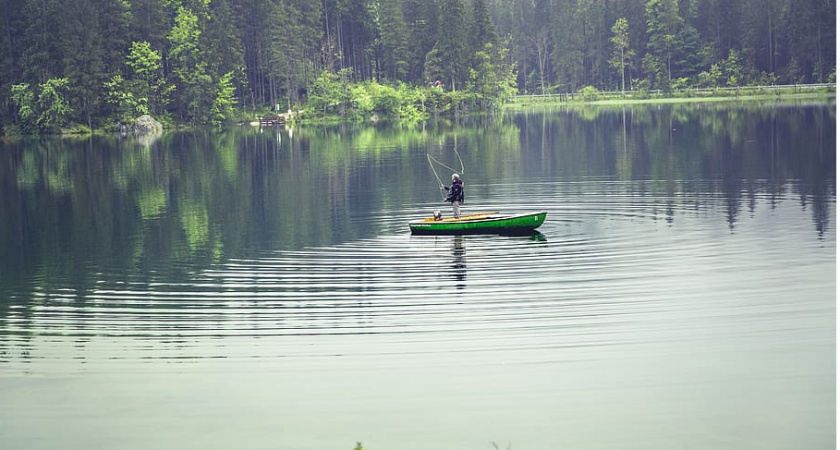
441,174,464,218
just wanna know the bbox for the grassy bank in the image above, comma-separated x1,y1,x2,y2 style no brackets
504,84,836,110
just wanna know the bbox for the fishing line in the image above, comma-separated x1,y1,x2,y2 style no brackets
426,150,465,175
427,154,446,200
427,147,466,200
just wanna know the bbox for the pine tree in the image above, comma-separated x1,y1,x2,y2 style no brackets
438,0,468,90
130,0,170,50
551,0,584,92
404,0,438,83
20,0,62,82
645,0,683,84
0,0,27,125
286,0,323,104
206,0,245,99
378,0,408,81
469,0,499,62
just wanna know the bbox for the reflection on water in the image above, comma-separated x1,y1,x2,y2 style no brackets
452,236,466,288
0,102,834,450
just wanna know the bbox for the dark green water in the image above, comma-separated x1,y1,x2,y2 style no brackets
0,102,835,449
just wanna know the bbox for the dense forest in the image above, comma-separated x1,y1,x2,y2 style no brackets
0,0,835,132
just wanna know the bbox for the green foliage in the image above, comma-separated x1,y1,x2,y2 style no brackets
11,84,37,132
125,41,171,116
396,83,427,122
468,50,496,105
308,69,354,117
168,5,219,124
350,84,374,117
63,124,92,135
369,83,400,116
11,79,74,133
525,70,541,95
672,77,691,93
300,72,525,123
423,47,444,86
210,71,237,126
720,50,746,87
127,41,162,81
3,124,23,138
631,79,652,99
697,64,723,88
645,0,682,79
579,86,600,101
39,78,74,131
104,75,149,123
643,53,672,91
609,18,635,92
464,43,518,111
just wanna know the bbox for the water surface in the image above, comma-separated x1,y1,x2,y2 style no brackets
0,102,835,450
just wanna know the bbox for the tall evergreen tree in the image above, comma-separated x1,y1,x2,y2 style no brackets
0,0,27,124
206,0,245,99
237,0,279,108
551,0,584,91
20,0,62,82
534,0,556,92
64,0,104,125
378,0,408,81
508,0,537,92
437,0,468,90
469,0,499,61
645,0,684,85
130,0,170,50
328,0,377,80
695,0,742,63
286,0,323,103
404,0,438,83
579,0,611,88
782,0,835,83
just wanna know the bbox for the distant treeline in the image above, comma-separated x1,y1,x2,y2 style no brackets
0,0,835,132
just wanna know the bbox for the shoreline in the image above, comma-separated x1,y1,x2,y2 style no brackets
4,87,834,138
504,86,835,110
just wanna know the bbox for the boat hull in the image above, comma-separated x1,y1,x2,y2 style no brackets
409,211,547,235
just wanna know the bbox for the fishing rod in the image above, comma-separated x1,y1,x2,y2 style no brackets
426,146,466,200
427,154,446,200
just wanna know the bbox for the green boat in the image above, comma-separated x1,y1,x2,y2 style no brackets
409,211,547,235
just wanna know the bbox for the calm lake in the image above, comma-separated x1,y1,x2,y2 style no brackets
0,101,835,450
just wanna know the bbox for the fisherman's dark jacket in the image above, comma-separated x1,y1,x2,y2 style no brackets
445,180,464,203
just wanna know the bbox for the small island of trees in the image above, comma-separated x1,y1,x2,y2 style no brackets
0,0,835,134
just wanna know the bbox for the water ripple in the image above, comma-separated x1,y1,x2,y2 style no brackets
0,183,833,367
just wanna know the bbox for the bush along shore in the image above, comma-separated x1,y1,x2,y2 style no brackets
3,81,834,138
